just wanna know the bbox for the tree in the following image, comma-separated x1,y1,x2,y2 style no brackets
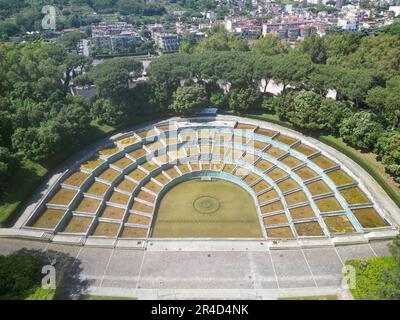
59,31,86,51
366,76,400,130
228,87,262,113
253,54,278,93
0,147,16,192
0,253,42,299
117,0,143,15
179,33,197,54
273,91,296,121
252,34,289,56
288,91,324,130
15,9,40,33
63,54,93,89
210,91,228,109
339,112,384,150
375,132,400,183
147,54,191,105
0,20,19,39
324,33,360,64
318,65,376,107
195,32,249,53
271,53,314,91
12,122,62,162
298,34,327,64
88,57,143,100
91,98,126,126
273,90,350,132
195,32,230,53
169,84,207,114
318,98,352,133
228,35,250,52
341,34,400,76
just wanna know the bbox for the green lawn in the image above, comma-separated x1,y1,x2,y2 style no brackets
0,121,115,227
240,112,295,130
152,179,263,238
0,113,172,227
25,286,56,300
345,256,397,300
0,159,48,226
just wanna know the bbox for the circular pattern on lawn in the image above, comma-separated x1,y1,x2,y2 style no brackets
193,196,220,214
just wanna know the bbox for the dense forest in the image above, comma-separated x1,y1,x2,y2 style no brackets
0,41,94,192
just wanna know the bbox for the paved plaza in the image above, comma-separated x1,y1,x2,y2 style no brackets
0,238,392,299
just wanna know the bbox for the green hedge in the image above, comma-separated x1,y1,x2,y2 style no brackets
346,256,397,300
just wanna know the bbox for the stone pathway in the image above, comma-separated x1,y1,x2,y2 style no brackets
0,238,391,299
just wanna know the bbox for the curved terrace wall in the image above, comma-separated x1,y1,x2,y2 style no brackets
3,115,398,248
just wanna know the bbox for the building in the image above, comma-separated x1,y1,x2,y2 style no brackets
262,19,316,39
154,33,181,52
91,22,144,51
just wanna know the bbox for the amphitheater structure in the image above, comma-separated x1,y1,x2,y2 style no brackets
6,116,400,249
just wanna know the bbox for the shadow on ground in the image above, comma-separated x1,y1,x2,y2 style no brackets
13,248,93,300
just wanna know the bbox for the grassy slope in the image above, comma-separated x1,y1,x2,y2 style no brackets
241,112,400,208
0,120,115,226
25,287,56,300
0,160,47,225
0,112,171,226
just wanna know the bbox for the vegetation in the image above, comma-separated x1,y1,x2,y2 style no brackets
0,252,47,300
1,12,400,228
0,41,144,224
141,30,400,192
0,0,233,41
170,84,208,114
152,179,263,238
345,235,400,300
0,40,100,223
239,111,400,208
0,42,91,183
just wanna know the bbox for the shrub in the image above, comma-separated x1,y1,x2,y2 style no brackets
169,84,207,115
339,111,384,150
346,256,397,300
375,132,400,183
0,253,42,300
228,87,262,113
381,235,400,299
